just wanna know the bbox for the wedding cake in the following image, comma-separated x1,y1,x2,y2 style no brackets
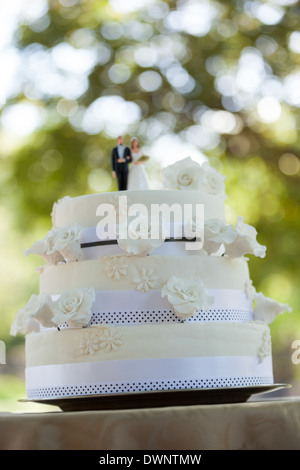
11,157,291,401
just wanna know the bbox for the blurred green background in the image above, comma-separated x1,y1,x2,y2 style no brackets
0,0,299,412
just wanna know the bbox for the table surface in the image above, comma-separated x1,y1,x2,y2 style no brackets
1,396,300,450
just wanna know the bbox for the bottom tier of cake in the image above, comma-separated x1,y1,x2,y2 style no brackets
25,322,273,400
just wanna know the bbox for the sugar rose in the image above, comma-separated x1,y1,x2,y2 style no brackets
161,276,214,319
163,157,202,190
51,288,96,328
53,223,82,262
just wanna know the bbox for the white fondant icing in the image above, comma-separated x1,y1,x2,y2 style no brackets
25,321,271,367
39,255,251,294
52,190,225,228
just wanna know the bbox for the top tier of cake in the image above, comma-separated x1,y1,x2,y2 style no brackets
51,189,225,228
24,158,270,263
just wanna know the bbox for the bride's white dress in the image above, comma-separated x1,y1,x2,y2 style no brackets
127,150,150,190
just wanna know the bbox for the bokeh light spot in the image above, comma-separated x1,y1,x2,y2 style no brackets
264,273,292,302
134,46,157,67
56,99,78,117
289,31,300,54
108,64,131,84
257,97,281,123
88,168,112,192
138,71,162,92
252,3,285,25
41,149,63,172
1,102,45,136
101,22,123,40
82,96,141,136
279,153,300,175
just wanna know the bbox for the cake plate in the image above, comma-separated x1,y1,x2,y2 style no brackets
20,384,290,412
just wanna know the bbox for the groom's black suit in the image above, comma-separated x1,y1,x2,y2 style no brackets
112,145,132,190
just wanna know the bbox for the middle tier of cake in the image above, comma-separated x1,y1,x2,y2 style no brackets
39,255,253,326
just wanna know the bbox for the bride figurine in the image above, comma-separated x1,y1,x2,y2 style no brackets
127,137,150,190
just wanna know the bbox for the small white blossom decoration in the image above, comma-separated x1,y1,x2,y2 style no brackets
78,325,122,356
104,255,128,280
98,328,122,352
133,267,157,292
257,329,272,363
79,330,101,356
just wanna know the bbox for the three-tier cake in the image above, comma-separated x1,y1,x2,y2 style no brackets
11,157,291,401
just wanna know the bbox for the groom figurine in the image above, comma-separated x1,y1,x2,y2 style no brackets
111,136,132,191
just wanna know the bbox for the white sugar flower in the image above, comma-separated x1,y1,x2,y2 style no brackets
161,276,215,320
99,328,122,352
10,293,55,335
203,219,236,255
25,229,64,265
44,229,65,264
224,216,266,258
134,267,157,292
163,157,203,191
51,288,96,328
25,293,55,328
244,281,291,325
257,329,272,363
53,223,83,262
79,331,101,356
244,280,256,300
200,162,226,199
117,216,167,256
253,292,292,324
10,308,40,336
25,224,83,264
24,238,48,259
162,157,227,198
104,256,128,280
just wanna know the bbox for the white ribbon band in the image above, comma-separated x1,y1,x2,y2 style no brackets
50,288,253,327
26,356,273,399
